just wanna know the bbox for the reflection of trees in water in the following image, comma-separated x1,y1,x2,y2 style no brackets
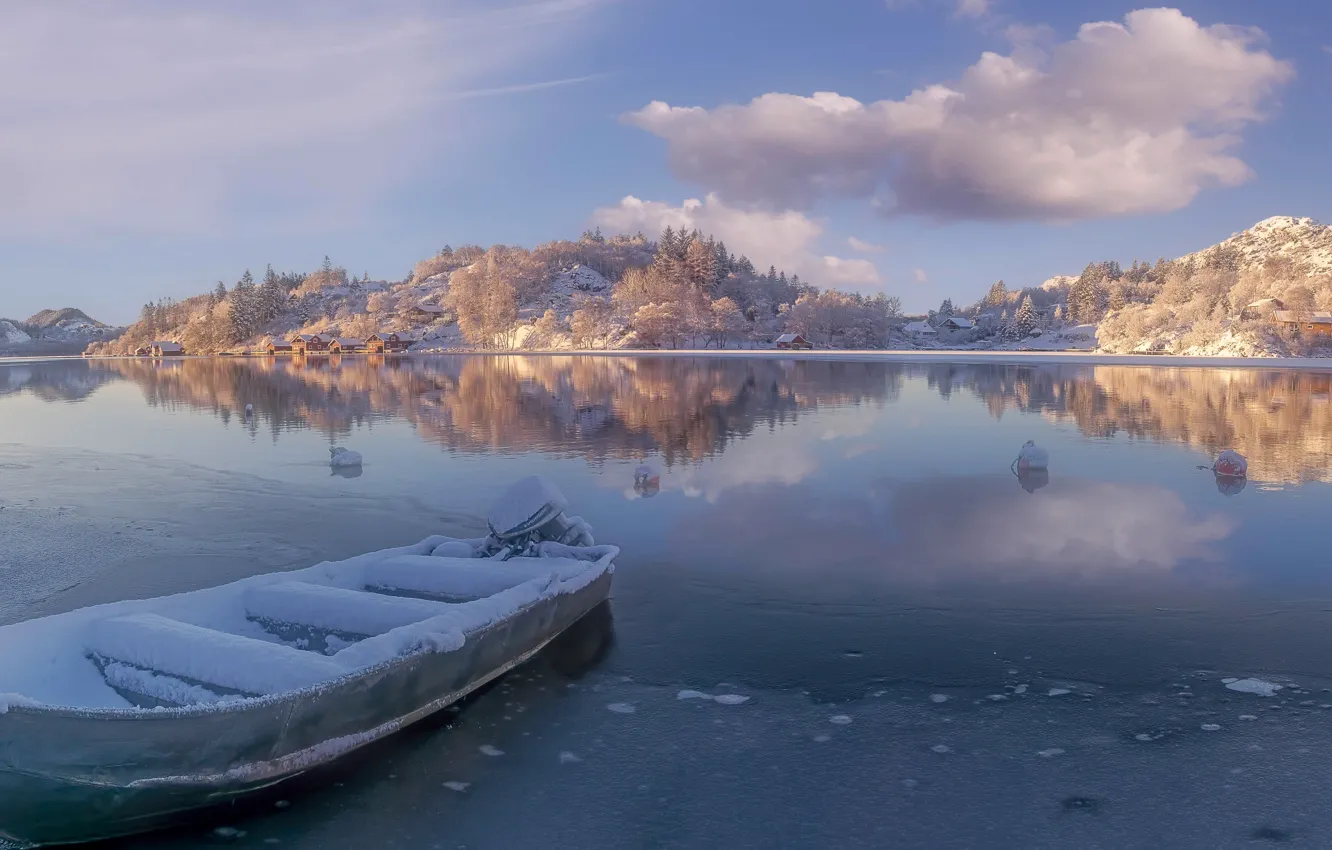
928,364,1332,484
94,356,901,465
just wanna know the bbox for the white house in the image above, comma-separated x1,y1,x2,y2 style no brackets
903,321,937,336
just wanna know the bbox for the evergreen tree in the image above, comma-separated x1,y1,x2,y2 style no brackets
658,226,678,260
768,265,778,283
1013,295,1037,338
684,238,717,291
985,280,1007,308
212,281,227,305
321,255,334,276
938,298,955,318
230,269,258,341
1053,304,1065,324
713,240,731,280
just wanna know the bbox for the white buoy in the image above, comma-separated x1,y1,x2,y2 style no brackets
1213,449,1247,478
329,447,362,468
1015,440,1049,471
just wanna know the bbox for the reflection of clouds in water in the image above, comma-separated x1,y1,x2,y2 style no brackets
679,476,1236,583
819,408,882,442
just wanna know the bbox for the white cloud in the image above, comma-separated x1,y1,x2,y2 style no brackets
914,268,929,283
625,8,1293,221
847,236,885,253
955,0,991,18
0,1,603,236
592,194,882,287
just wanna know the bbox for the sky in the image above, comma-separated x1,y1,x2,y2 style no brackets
1,0,1329,324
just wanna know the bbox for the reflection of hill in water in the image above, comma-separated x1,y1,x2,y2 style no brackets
925,364,1332,485
0,361,116,403
95,356,900,465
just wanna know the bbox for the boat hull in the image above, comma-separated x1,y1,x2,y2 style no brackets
0,570,611,848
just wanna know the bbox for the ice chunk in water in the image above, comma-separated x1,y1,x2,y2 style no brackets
829,714,853,725
930,694,950,704
443,781,470,792
1225,678,1282,697
607,702,636,714
714,694,750,705
677,690,713,701
479,745,504,757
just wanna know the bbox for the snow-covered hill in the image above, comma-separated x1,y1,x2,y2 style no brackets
0,309,123,356
1180,216,1332,277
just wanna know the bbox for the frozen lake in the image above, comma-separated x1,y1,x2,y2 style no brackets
5,355,1332,848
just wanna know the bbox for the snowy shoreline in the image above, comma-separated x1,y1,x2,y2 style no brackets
497,349,1332,368
56,349,1332,369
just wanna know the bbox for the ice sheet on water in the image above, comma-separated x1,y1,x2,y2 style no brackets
677,690,713,701
1048,688,1071,697
1202,724,1222,731
1225,678,1282,697
931,744,951,754
829,714,852,725
479,745,504,757
1037,748,1065,758
714,694,749,705
443,781,470,792
607,702,636,714
930,694,950,703
559,751,582,764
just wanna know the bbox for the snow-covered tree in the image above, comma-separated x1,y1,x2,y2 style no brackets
1013,295,1038,338
684,238,717,291
985,280,1007,308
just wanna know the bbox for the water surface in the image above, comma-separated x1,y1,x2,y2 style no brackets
5,355,1332,847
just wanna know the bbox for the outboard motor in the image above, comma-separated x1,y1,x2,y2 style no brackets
482,475,594,558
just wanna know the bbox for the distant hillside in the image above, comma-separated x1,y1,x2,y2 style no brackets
0,307,122,356
24,307,105,329
87,230,902,356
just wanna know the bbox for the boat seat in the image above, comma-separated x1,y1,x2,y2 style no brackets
244,581,452,636
362,555,582,600
86,613,345,696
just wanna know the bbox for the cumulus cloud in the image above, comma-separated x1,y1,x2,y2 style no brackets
625,8,1293,221
0,0,602,236
591,194,882,287
847,236,885,253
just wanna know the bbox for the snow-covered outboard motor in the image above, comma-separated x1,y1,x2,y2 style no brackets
479,475,595,559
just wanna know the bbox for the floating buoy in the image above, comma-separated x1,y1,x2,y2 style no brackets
633,463,661,498
329,447,363,468
1017,468,1049,494
1014,440,1049,472
1212,449,1247,478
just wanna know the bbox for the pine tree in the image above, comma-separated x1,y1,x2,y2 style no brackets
1053,304,1064,324
1013,295,1037,338
658,227,678,260
684,238,717,291
230,269,258,341
713,240,731,280
985,280,1008,308
938,298,955,318
212,281,227,305
321,255,333,276
768,265,778,283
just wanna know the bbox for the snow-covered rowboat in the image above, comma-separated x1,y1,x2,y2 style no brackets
0,476,616,848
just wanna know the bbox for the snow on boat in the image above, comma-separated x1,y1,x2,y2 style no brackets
0,476,616,849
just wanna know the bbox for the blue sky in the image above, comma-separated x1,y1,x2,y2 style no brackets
1,0,1329,324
